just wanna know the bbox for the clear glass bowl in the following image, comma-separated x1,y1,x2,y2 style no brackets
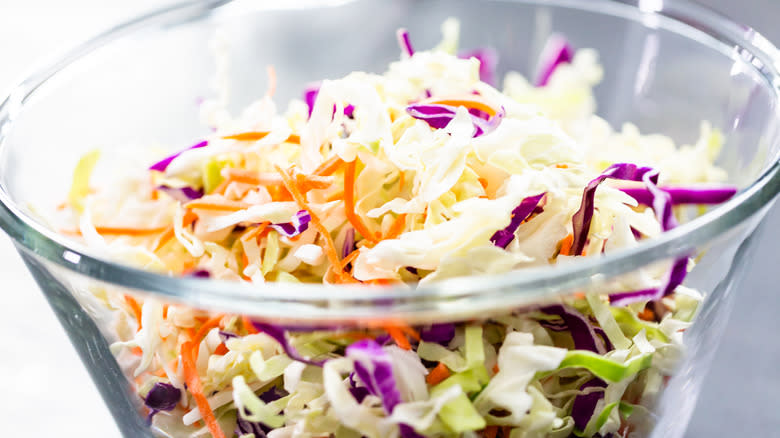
0,0,778,437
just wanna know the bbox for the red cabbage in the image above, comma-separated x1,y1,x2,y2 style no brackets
419,323,456,345
189,269,211,278
156,185,204,202
608,170,692,305
539,304,607,354
270,210,311,238
619,185,737,205
218,330,237,342
571,163,658,256
346,339,402,413
571,378,607,431
236,415,269,438
342,228,356,259
144,382,181,423
490,193,546,248
396,28,415,57
406,103,506,138
459,47,499,86
535,34,574,87
251,321,325,366
148,140,208,172
303,84,355,120
348,372,371,403
303,84,319,118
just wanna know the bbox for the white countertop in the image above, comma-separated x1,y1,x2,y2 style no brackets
0,1,777,437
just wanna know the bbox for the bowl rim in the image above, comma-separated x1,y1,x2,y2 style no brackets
0,0,779,321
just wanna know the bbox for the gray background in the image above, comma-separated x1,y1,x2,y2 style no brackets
687,2,780,436
0,0,776,436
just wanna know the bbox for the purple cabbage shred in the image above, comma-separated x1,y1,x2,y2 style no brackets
148,140,208,172
270,210,311,238
251,321,325,366
144,382,181,423
490,193,547,248
535,34,574,86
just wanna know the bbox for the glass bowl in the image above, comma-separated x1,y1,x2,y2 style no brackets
0,0,778,437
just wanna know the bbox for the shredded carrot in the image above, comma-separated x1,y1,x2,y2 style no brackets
242,316,259,334
276,165,350,282
385,326,412,350
341,249,361,269
211,178,232,195
184,198,251,212
344,160,378,243
162,304,169,320
398,324,421,342
221,131,301,145
225,169,282,186
181,341,226,438
152,210,197,252
492,363,500,374
383,214,407,239
559,233,574,256
192,314,225,357
286,134,301,144
398,171,406,191
478,177,489,190
482,426,499,438
638,308,655,322
266,65,277,98
295,173,334,192
125,295,143,330
426,362,451,386
94,225,168,236
131,346,143,356
241,252,251,281
573,291,586,300
56,201,68,211
313,155,344,177
240,222,269,243
555,163,569,169
424,95,498,116
214,343,229,356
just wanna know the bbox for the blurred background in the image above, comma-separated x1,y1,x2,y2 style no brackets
0,0,777,436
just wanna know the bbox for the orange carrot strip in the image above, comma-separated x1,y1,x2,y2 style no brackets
424,95,497,117
341,249,360,269
385,326,412,350
214,343,229,356
192,314,225,356
296,173,334,192
152,210,197,252
184,199,251,212
555,163,569,169
344,160,378,243
242,316,259,334
398,171,406,192
221,131,301,145
482,426,499,438
276,165,349,282
240,222,269,243
94,226,168,236
211,178,232,195
426,362,451,386
638,308,655,322
313,155,344,177
125,295,143,330
492,363,500,374
383,214,407,240
181,341,226,438
222,131,270,142
131,346,143,356
559,234,574,256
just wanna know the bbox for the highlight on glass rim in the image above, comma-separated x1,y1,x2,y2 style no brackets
4,0,775,432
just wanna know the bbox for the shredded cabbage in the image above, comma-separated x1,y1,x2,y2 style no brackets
57,18,736,438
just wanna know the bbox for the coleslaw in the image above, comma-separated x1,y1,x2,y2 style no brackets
57,19,737,438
